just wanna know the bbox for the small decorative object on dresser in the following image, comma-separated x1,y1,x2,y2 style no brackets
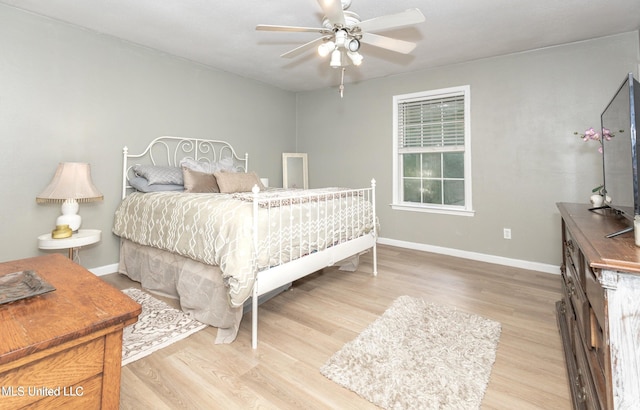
556,203,640,409
590,194,605,208
0,254,140,409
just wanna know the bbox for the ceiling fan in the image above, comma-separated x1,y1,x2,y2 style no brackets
256,0,425,96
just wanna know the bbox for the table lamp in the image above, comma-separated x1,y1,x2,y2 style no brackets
36,162,103,237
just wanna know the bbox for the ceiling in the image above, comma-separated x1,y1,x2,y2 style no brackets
2,0,640,92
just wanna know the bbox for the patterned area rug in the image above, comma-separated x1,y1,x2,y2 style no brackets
321,296,502,410
121,288,207,366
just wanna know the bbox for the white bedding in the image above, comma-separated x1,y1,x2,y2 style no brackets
112,188,375,307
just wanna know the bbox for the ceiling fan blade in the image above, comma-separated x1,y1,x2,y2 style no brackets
361,32,416,54
357,8,425,32
281,36,331,58
256,24,330,34
317,0,345,26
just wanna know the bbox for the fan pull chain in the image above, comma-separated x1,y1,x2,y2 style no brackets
339,67,345,98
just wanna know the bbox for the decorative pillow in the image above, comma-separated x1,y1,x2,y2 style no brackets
133,165,183,185
180,158,216,173
129,177,184,193
182,167,220,193
180,157,240,174
214,171,265,193
217,157,241,172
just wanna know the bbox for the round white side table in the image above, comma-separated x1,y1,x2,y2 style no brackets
38,229,102,260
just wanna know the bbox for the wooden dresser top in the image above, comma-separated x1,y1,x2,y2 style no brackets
558,202,640,274
0,254,141,365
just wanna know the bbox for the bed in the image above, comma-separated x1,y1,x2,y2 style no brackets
113,136,378,348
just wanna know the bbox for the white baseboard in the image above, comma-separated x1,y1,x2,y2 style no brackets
88,239,561,277
89,263,119,276
377,237,561,275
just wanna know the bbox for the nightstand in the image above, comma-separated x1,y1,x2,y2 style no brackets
38,229,102,259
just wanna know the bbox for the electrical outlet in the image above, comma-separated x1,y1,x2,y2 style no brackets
503,228,512,240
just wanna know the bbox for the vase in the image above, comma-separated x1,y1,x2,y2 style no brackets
590,194,604,207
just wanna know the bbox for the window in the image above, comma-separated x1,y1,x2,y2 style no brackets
392,86,473,216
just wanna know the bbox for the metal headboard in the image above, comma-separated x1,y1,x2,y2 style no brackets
122,136,248,198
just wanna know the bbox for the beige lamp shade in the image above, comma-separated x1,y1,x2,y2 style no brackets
36,162,103,232
37,162,103,203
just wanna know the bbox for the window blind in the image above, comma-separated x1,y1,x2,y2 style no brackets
398,94,465,150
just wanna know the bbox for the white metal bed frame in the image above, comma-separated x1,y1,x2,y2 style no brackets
121,136,377,348
122,136,249,198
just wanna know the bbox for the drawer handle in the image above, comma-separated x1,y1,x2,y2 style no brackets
577,387,587,403
575,370,587,403
566,239,575,252
558,301,566,314
566,280,575,297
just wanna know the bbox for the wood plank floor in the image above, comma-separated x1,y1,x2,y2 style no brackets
102,244,571,409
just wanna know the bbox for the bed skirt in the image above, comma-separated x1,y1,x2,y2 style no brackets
118,239,243,344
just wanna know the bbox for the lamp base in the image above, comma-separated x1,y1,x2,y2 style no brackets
52,225,73,239
57,199,81,231
57,214,81,232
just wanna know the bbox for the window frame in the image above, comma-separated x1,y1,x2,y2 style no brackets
392,85,474,216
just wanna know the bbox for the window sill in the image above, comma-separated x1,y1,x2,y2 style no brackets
391,203,475,217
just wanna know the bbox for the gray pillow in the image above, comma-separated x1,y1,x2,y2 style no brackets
129,177,184,192
133,165,183,185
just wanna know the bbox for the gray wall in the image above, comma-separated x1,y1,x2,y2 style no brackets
2,2,638,272
0,5,296,268
296,32,640,266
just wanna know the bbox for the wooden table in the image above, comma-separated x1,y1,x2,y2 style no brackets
0,254,141,409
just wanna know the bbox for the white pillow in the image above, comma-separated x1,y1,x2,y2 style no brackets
180,157,239,173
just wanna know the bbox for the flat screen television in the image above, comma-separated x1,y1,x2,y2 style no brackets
601,73,640,237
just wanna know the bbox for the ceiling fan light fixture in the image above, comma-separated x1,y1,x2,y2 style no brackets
330,49,343,68
346,38,360,52
317,40,336,57
347,50,363,66
334,29,347,47
257,3,425,95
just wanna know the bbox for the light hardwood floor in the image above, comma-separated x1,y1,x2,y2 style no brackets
102,244,571,409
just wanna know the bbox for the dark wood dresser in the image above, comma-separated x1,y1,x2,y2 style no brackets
556,203,640,409
0,254,141,409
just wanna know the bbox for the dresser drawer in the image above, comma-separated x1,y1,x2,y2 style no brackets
564,225,585,289
22,374,103,410
0,338,104,409
584,266,606,373
585,267,605,331
573,321,602,410
564,270,589,340
588,309,605,369
560,288,576,347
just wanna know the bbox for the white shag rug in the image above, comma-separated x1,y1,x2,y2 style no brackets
121,288,207,366
320,295,502,410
